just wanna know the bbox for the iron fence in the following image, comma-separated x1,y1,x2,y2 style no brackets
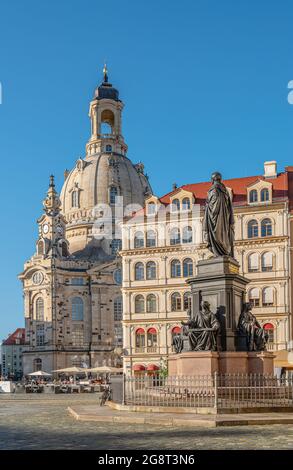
123,373,293,410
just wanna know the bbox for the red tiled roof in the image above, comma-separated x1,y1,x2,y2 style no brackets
159,172,288,207
2,328,25,345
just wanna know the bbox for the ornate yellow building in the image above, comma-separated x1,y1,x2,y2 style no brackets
19,71,151,374
121,161,293,375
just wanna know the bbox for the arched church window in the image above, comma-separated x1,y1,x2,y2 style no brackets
71,297,84,321
72,191,79,208
36,297,44,321
33,358,42,371
109,186,118,204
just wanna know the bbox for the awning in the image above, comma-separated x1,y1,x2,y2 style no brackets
147,328,157,334
133,364,146,371
136,328,145,334
263,323,274,330
172,326,181,334
147,364,159,371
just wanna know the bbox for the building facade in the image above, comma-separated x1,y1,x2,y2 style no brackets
19,70,151,375
1,329,25,380
121,161,293,375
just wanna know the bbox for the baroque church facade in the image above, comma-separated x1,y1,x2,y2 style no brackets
19,70,151,374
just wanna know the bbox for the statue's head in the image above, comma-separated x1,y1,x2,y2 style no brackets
242,302,252,313
211,172,222,183
201,300,210,311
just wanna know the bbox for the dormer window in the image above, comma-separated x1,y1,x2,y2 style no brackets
261,188,269,202
105,144,112,153
147,202,156,215
249,190,258,203
182,197,191,211
172,199,180,212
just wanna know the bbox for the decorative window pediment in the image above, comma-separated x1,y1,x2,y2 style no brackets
247,179,272,205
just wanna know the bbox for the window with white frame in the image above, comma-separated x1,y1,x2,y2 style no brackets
183,258,193,277
135,262,144,280
36,324,45,346
171,259,181,277
261,188,269,202
249,190,258,203
262,287,274,306
146,261,156,280
134,231,144,248
171,292,182,311
261,218,272,237
248,253,259,272
261,252,273,272
36,297,44,321
182,226,193,243
182,197,191,211
146,230,156,247
249,288,260,307
248,220,258,238
146,294,157,313
170,227,181,245
147,202,156,215
135,295,145,313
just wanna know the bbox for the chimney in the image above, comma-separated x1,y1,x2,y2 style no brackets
264,161,277,179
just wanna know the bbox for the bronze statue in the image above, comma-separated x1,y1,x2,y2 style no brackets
203,172,235,258
172,301,220,353
237,302,268,351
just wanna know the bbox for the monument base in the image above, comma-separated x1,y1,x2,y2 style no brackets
168,351,275,376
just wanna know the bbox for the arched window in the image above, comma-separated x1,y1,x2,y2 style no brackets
249,190,258,203
170,227,181,245
262,287,274,307
135,295,145,313
171,292,182,311
182,197,191,211
183,292,192,311
134,231,144,248
248,253,259,272
37,240,44,256
261,252,273,272
183,258,193,277
147,328,157,350
72,297,84,321
147,202,156,215
33,358,42,371
135,262,144,280
146,261,156,280
172,199,180,212
248,288,260,307
261,188,269,202
146,230,156,247
114,297,123,321
248,220,258,238
261,218,272,237
109,186,118,204
105,144,112,153
135,328,145,350
72,191,79,208
171,259,181,277
36,298,44,321
182,226,193,244
263,323,274,345
146,294,157,313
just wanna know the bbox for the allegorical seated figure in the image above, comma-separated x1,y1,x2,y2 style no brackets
237,302,268,351
172,300,220,353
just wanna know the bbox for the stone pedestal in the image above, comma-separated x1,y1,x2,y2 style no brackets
168,350,275,376
187,256,249,351
168,351,219,376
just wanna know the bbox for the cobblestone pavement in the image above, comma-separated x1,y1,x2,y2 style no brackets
1,395,293,450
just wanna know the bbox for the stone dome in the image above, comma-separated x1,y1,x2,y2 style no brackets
60,152,151,253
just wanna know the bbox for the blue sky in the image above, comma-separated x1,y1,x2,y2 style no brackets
0,0,292,339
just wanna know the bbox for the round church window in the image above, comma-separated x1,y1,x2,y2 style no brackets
32,271,44,285
113,269,122,285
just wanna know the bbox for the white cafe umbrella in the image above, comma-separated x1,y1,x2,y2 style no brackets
52,366,85,374
85,366,123,374
27,370,52,377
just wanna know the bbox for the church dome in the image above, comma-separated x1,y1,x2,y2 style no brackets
60,153,151,253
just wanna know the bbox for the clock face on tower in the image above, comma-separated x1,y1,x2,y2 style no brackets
42,223,49,234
